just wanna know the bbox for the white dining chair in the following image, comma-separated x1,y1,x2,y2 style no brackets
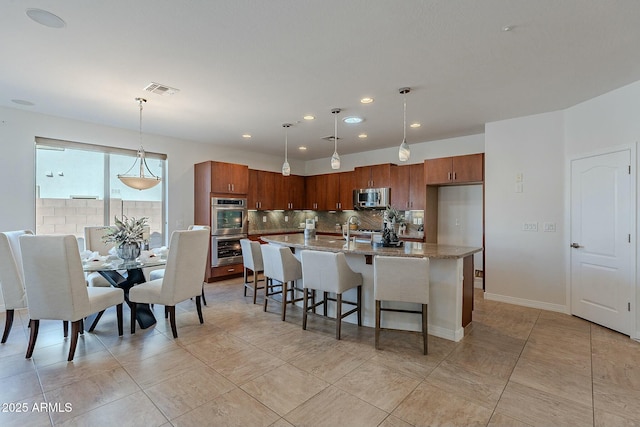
84,226,115,287
20,234,124,361
0,230,33,343
129,228,210,338
147,225,209,305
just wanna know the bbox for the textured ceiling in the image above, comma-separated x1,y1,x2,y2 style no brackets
2,1,640,160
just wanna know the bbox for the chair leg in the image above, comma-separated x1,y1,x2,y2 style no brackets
357,285,362,326
323,292,328,316
165,306,169,319
336,293,342,340
68,320,81,361
167,306,178,338
130,302,137,334
201,283,207,306
263,277,270,312
26,319,39,359
422,303,428,355
302,288,309,330
243,267,249,296
196,296,204,324
88,311,104,332
281,281,288,321
80,318,84,335
116,303,123,336
375,300,381,350
252,271,259,304
63,320,69,338
1,309,14,343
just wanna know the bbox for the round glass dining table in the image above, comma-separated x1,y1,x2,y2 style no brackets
83,258,166,330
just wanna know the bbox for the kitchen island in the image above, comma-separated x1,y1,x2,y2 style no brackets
262,234,482,342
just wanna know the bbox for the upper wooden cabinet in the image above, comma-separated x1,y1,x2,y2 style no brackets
424,153,484,185
305,175,326,210
248,169,276,210
197,160,249,195
322,171,354,210
391,163,425,210
277,174,305,210
354,163,395,188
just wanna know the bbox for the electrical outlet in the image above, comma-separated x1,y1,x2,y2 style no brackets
516,172,523,182
284,215,289,222
522,222,538,232
543,222,556,232
515,183,523,193
262,216,267,223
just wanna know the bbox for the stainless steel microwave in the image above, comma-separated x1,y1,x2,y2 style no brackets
353,188,390,209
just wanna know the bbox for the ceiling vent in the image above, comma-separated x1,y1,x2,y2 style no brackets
321,136,341,142
143,82,180,96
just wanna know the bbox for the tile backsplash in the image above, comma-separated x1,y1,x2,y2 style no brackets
248,209,424,235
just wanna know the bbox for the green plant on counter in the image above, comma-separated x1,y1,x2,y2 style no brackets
385,205,405,224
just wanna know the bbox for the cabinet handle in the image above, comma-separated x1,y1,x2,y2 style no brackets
453,172,457,180
227,268,235,272
448,172,452,181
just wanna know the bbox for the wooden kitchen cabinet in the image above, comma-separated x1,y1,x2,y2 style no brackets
338,171,355,210
354,163,395,188
305,175,327,210
424,153,483,185
391,163,425,210
196,160,249,195
276,174,305,210
248,169,276,210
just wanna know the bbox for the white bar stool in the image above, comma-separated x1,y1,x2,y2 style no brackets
374,255,429,354
300,250,362,340
240,238,264,304
261,244,303,321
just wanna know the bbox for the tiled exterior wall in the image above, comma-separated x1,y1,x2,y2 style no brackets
35,198,162,238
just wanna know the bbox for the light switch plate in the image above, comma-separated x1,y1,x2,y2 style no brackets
543,222,556,232
522,222,538,232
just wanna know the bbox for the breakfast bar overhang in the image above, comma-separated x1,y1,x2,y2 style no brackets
262,234,482,342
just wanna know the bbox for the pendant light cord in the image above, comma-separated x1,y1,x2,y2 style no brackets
334,110,338,154
403,94,407,142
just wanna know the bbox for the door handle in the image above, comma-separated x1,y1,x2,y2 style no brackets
570,243,582,248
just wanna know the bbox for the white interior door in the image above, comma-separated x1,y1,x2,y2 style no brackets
570,149,633,334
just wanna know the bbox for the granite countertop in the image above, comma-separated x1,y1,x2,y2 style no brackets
261,234,482,259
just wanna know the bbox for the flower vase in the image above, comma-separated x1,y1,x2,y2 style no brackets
117,242,141,262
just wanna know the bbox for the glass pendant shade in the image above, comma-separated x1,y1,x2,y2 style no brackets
282,123,291,176
331,108,341,170
118,98,162,190
398,87,411,162
399,139,410,162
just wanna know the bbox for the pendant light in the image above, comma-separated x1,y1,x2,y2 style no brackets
117,98,161,190
282,123,291,176
330,108,341,170
398,87,411,162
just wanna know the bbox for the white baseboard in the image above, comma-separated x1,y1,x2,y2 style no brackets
483,292,568,314
428,324,465,342
474,278,483,289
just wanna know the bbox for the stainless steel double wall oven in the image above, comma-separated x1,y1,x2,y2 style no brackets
210,197,247,267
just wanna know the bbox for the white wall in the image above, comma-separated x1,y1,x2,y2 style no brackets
564,80,640,338
485,111,567,311
0,107,299,234
304,134,485,175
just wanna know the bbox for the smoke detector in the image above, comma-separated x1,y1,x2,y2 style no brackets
143,82,180,96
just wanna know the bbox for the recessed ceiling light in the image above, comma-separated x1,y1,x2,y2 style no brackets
502,25,514,32
358,133,367,139
242,134,251,139
303,115,315,120
298,146,307,151
343,116,363,124
360,97,374,104
26,8,66,28
410,123,421,128
11,99,35,106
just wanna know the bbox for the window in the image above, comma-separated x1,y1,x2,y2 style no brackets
35,137,166,248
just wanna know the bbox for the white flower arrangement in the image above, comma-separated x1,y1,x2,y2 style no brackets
102,215,148,246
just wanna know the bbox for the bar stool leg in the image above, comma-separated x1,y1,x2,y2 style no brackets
422,303,428,355
252,271,259,304
303,287,309,330
336,293,342,340
263,278,270,312
357,285,362,326
281,280,288,321
375,300,381,350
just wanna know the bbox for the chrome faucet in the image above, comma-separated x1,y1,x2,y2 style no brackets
345,215,359,244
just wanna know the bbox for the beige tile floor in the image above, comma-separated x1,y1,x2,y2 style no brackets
1,280,639,426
